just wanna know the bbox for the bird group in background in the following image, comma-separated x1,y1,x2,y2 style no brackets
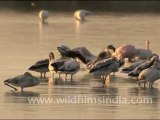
38,9,93,24
26,39,160,89
4,40,160,91
3,9,160,92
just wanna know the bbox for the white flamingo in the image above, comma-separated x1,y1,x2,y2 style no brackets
74,9,93,22
39,10,49,23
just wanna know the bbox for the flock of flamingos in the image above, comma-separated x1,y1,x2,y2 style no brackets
3,9,160,92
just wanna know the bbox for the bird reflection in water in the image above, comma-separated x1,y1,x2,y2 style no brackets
128,87,160,104
4,91,40,104
38,21,49,44
5,91,40,97
75,20,81,39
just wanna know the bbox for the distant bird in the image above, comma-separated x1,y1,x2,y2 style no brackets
52,58,80,81
107,44,136,62
89,57,124,86
39,10,49,23
138,68,160,88
74,9,93,22
128,55,159,78
28,59,49,78
4,72,40,92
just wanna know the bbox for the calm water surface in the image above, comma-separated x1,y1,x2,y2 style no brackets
0,11,160,119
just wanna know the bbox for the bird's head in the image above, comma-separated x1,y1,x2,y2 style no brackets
107,45,116,52
148,53,159,61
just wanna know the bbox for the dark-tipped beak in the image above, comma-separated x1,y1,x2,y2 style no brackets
4,79,10,84
4,80,18,91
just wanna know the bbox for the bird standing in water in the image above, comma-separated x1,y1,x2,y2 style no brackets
4,72,40,92
28,59,49,78
39,10,49,23
89,57,124,87
52,58,80,82
74,10,93,22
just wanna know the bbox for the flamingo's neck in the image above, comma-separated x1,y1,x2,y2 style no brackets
145,40,150,50
49,52,55,62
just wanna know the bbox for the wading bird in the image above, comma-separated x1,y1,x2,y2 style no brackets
39,10,49,23
4,72,40,92
74,9,93,22
89,57,124,87
28,59,49,78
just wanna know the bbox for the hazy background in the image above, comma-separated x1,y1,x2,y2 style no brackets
0,1,160,13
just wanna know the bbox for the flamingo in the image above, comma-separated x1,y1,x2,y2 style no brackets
74,9,93,22
107,44,136,62
107,40,153,61
57,45,95,64
89,57,124,86
138,68,160,88
39,10,49,23
4,72,40,92
52,58,80,81
28,59,49,78
87,50,112,70
128,55,159,79
121,60,146,73
135,40,152,60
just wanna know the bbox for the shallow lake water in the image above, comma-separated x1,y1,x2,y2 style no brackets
0,10,160,119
